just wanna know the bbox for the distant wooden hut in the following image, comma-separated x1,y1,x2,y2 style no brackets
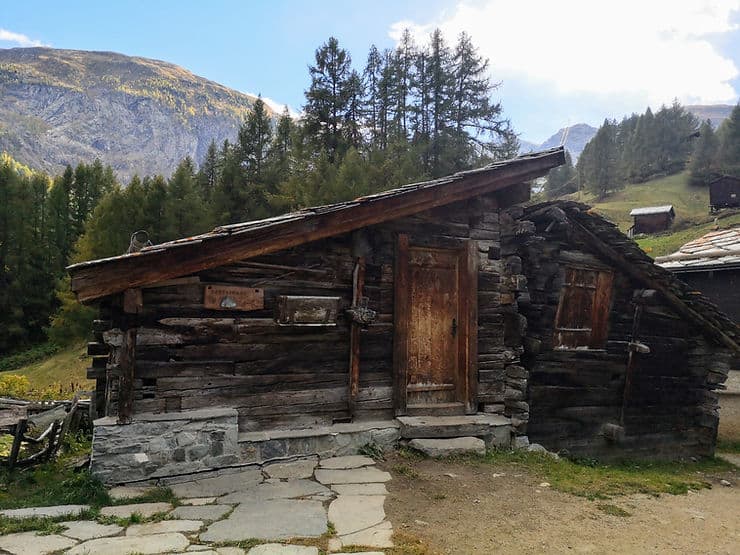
710,175,740,211
629,205,675,235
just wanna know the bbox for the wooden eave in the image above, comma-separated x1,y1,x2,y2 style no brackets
68,147,565,303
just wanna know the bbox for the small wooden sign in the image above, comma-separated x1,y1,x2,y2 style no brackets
204,285,264,311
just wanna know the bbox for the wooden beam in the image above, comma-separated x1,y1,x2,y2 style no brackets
117,327,137,424
70,153,563,302
463,239,479,414
393,234,410,416
348,256,365,416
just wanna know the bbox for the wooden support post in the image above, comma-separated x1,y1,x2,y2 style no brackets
8,419,27,470
348,256,366,416
117,327,137,424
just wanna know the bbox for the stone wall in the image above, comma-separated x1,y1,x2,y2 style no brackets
91,408,239,484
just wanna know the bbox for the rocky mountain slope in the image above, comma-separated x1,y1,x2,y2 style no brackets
685,104,734,128
520,123,598,161
0,48,270,180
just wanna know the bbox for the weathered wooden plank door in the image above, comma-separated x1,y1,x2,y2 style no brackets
394,235,477,415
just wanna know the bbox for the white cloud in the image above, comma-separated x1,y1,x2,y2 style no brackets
390,0,740,107
0,28,48,48
245,92,301,118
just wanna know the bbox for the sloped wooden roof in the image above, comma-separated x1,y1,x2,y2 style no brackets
69,147,565,302
524,201,739,352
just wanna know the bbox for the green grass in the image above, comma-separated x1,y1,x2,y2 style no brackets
0,437,109,510
0,341,93,399
596,503,632,517
480,450,733,500
636,212,740,258
575,172,709,232
563,171,740,258
716,439,740,454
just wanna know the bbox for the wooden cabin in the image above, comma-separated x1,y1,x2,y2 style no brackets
68,148,736,484
710,175,740,211
629,205,675,235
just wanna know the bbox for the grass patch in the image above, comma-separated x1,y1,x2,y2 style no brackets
109,487,178,507
0,343,61,373
3,341,93,400
0,508,99,535
391,463,420,479
0,437,110,510
716,439,740,454
596,503,632,517
482,449,733,500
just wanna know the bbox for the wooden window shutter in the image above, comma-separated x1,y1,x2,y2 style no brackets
553,267,613,349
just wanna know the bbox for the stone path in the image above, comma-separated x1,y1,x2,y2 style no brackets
0,455,394,554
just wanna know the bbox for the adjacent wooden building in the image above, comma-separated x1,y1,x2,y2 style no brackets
69,148,737,482
629,205,675,235
710,175,740,211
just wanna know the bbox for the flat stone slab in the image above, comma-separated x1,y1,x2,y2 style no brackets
107,485,154,500
68,532,190,555
409,436,486,457
201,499,327,541
248,545,319,555
333,553,385,555
126,519,203,535
315,467,392,485
0,504,90,519
264,457,318,479
329,495,386,535
170,467,263,497
220,479,332,503
0,531,77,555
331,483,388,495
99,501,173,518
218,548,247,555
60,520,123,540
319,455,375,469
170,504,232,521
398,413,510,439
338,520,393,549
718,452,740,467
182,496,218,505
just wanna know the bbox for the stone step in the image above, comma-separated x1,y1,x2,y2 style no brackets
405,402,466,416
409,437,486,457
397,413,511,447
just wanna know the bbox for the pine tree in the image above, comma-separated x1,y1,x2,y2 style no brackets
163,157,209,239
304,37,355,163
689,120,719,186
717,104,740,177
197,140,219,201
238,96,273,183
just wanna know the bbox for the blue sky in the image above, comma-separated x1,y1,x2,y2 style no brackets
2,0,739,143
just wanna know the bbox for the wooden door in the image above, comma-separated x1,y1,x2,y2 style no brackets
394,235,478,415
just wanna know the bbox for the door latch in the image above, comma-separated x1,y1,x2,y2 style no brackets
451,318,458,337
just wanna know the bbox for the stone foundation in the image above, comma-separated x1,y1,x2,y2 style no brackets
91,408,239,484
238,421,401,463
92,410,401,484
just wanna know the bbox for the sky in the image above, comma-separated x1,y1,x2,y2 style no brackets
1,0,739,143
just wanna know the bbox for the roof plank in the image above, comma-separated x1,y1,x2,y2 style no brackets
69,148,565,302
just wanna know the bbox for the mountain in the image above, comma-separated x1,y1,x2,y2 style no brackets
519,123,598,161
0,47,272,180
686,104,735,128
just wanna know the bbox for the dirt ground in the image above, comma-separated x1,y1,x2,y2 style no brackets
718,393,740,443
381,455,739,555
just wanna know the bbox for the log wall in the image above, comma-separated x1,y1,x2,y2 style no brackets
512,207,730,459
93,193,514,432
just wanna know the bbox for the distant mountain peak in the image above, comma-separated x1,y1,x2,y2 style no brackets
0,47,275,180
520,123,598,161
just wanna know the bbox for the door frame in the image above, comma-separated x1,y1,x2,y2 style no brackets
393,233,478,415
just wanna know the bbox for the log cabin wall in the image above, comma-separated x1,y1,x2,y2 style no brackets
95,191,516,433
512,207,730,459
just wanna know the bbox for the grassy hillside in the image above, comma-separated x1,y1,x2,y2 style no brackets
568,171,740,258
0,343,92,399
